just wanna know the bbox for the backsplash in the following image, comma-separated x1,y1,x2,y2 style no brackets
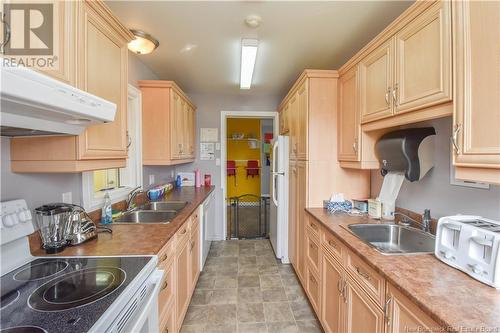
371,117,500,220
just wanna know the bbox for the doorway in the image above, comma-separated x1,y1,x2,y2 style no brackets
220,111,278,240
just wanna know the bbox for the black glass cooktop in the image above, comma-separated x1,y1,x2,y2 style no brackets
0,257,152,333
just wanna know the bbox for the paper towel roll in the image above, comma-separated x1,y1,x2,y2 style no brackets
378,171,405,205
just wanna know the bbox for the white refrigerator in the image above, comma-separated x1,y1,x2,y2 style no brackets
269,135,289,263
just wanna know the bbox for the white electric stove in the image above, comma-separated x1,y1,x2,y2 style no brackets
0,199,163,333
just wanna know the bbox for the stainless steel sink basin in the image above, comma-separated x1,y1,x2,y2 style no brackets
140,201,188,212
345,224,435,255
114,210,177,224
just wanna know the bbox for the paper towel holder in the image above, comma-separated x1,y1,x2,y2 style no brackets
375,127,436,182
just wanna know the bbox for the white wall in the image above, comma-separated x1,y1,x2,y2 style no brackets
0,53,161,210
371,117,500,220
260,119,274,196
175,93,281,240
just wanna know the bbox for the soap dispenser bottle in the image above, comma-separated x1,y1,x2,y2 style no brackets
101,191,112,224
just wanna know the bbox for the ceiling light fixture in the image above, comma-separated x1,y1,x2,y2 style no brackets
128,30,159,55
240,39,259,90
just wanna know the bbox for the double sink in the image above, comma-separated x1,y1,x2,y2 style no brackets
345,223,435,255
114,201,189,224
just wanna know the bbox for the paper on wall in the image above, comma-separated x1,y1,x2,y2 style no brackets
200,128,218,142
200,142,215,160
377,171,405,204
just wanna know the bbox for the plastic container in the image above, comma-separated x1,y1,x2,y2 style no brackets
195,169,201,188
101,192,112,224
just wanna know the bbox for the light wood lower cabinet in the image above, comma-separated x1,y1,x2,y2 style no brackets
295,161,307,282
321,251,344,333
386,284,439,333
288,161,298,268
344,274,385,333
298,212,443,333
139,81,196,165
155,208,202,333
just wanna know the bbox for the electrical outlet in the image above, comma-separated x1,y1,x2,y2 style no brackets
62,192,72,204
149,174,155,185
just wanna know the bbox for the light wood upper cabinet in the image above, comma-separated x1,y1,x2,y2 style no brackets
321,251,344,333
279,104,290,135
9,1,133,173
37,1,76,86
393,1,451,115
338,67,360,162
296,81,309,160
359,40,394,123
386,283,439,333
77,0,129,159
139,81,196,165
288,95,298,160
452,0,500,185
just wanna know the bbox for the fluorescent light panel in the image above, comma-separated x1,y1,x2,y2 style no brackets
240,39,259,89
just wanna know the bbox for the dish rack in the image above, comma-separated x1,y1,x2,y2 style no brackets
435,215,500,289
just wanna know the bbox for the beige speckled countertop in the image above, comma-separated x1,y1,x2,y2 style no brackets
306,208,500,332
29,186,214,256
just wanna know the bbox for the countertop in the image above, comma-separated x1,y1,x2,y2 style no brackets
29,186,215,257
306,208,500,332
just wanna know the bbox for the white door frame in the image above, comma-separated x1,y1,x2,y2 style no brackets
220,110,279,240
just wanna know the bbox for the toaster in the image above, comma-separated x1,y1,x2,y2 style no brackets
435,215,500,289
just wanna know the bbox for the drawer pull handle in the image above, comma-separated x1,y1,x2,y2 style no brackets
355,266,371,281
328,240,338,249
180,228,187,235
309,275,316,283
164,328,169,333
309,223,317,230
384,296,392,326
160,253,169,262
161,279,169,291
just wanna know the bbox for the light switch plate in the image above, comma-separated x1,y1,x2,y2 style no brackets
62,192,72,204
215,142,220,150
215,158,220,166
149,174,155,185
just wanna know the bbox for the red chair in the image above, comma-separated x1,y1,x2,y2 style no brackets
227,160,236,176
246,160,259,178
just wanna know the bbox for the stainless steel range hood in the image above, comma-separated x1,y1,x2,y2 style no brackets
0,65,117,136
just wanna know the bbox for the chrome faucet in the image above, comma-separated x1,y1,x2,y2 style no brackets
126,186,144,210
394,210,432,233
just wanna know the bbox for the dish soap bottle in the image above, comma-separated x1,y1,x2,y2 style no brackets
175,175,182,188
101,191,112,224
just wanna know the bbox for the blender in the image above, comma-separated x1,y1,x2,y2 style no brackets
34,203,73,253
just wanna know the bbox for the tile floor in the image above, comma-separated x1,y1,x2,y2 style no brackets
180,239,322,333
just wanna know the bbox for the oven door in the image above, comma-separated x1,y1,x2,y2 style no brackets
113,269,164,333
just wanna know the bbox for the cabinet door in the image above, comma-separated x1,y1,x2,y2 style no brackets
359,40,394,123
170,92,184,159
77,1,129,159
279,104,290,135
160,301,176,333
188,106,196,158
321,252,344,333
175,238,190,325
190,224,200,291
344,277,385,333
38,1,76,86
289,96,298,160
394,1,451,114
296,161,307,281
288,161,297,268
338,67,360,161
296,81,308,160
158,261,175,318
305,266,321,315
386,284,439,333
453,0,500,175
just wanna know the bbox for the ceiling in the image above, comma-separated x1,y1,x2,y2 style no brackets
106,1,413,98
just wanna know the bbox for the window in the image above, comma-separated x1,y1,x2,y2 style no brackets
81,85,143,211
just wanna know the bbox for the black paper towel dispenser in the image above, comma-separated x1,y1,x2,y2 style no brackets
375,127,436,182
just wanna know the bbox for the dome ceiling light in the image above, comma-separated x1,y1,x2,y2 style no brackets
128,30,159,55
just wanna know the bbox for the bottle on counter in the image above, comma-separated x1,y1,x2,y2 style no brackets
175,175,182,188
101,191,112,224
195,169,201,188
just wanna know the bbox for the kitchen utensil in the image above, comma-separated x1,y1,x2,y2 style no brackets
65,205,97,246
34,203,73,253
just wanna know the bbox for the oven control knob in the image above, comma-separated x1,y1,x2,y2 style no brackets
444,251,453,260
3,214,17,227
18,209,31,223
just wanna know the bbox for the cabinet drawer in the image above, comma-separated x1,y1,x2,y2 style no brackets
158,262,175,317
190,211,200,234
176,223,190,246
306,266,320,314
322,231,344,264
158,238,174,269
346,251,385,306
307,216,321,238
306,230,320,273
